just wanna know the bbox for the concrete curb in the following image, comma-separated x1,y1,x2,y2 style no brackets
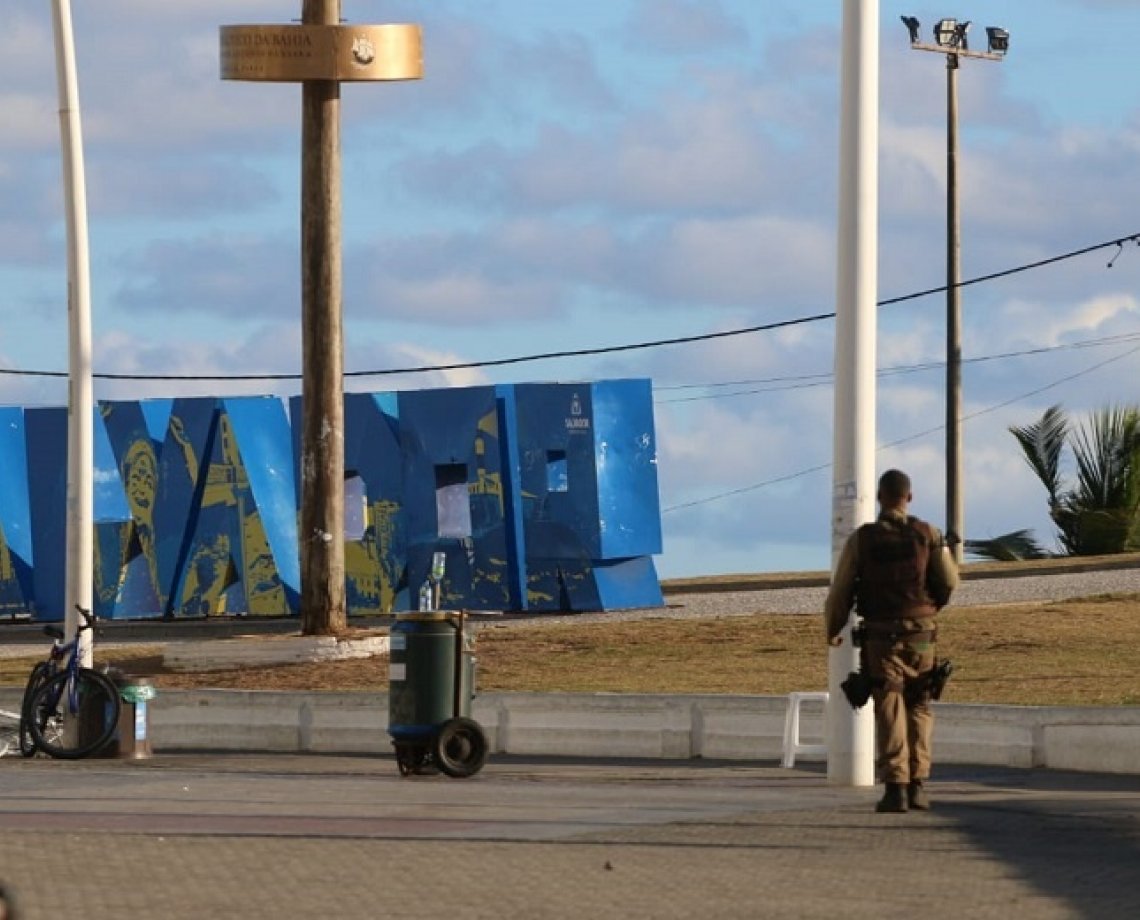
163,634,391,671
6,686,1131,774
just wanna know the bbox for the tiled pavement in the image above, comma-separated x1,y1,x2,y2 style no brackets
1,753,1137,919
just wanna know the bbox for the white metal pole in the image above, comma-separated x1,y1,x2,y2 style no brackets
828,0,878,786
52,0,94,666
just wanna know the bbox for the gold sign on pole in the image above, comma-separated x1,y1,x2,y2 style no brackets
220,24,422,82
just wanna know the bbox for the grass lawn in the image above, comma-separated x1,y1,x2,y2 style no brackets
2,593,1137,706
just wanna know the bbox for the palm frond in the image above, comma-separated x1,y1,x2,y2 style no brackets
1009,404,1067,502
965,529,1050,562
1071,406,1134,510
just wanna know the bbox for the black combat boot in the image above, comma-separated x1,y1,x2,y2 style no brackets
908,780,931,811
876,782,908,813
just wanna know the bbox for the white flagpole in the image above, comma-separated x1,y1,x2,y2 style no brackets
52,0,94,666
828,0,878,786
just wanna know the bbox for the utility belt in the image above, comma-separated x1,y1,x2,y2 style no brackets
843,618,952,709
854,619,937,646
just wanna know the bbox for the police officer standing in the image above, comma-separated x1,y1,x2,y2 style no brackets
824,469,959,813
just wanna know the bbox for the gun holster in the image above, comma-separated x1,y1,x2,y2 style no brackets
840,624,874,709
841,670,875,709
928,658,954,701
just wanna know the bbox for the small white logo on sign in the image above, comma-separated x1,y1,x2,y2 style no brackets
565,392,590,431
352,36,376,65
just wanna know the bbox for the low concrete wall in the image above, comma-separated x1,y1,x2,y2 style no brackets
3,687,1135,773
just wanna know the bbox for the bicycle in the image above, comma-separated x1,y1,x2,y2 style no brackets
20,606,122,760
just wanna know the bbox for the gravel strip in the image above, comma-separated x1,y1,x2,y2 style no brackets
677,568,1140,616
474,567,1140,631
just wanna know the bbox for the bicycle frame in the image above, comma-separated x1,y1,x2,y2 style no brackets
38,610,92,719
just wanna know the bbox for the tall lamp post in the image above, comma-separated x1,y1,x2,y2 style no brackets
901,16,1009,561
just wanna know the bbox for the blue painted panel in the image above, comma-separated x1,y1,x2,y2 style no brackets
512,379,662,611
222,397,300,613
343,391,406,614
398,386,513,611
514,383,603,559
7,378,663,619
157,398,219,616
94,411,129,523
100,400,166,617
93,520,133,619
24,407,67,621
591,555,663,609
524,553,663,613
592,379,663,558
514,379,661,561
0,407,33,614
141,399,173,442
171,398,296,617
495,384,526,611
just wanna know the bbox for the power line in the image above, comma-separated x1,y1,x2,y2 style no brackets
654,330,1140,403
661,342,1140,513
1,232,1137,383
0,313,831,382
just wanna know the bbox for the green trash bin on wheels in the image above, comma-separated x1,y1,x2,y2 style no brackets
388,611,488,778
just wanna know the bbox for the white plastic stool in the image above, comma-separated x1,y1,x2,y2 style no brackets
781,691,829,767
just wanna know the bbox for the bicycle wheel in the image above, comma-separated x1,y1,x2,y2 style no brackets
27,668,122,760
19,661,52,757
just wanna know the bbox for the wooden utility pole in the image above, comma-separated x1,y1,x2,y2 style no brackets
220,4,422,634
299,0,346,635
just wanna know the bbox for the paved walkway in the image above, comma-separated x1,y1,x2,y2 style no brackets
1,753,1138,919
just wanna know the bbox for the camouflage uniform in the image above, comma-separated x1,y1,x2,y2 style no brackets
825,508,958,788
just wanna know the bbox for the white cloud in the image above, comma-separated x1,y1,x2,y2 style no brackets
1000,294,1140,348
625,0,749,55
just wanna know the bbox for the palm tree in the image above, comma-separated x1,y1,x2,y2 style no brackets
964,528,1049,561
1007,403,1140,556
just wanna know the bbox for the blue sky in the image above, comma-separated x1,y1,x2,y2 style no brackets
3,1,1140,579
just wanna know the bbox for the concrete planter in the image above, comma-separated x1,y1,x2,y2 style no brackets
7,687,1128,774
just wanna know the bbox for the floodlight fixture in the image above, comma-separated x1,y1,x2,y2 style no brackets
954,21,971,50
986,26,1010,55
933,18,958,47
901,15,921,44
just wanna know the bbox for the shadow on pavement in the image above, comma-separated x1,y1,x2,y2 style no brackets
935,766,1140,918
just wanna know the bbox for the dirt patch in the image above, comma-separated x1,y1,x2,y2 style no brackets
3,593,1137,705
124,594,1140,705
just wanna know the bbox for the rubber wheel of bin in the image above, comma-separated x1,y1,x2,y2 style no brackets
432,717,488,778
394,743,432,777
